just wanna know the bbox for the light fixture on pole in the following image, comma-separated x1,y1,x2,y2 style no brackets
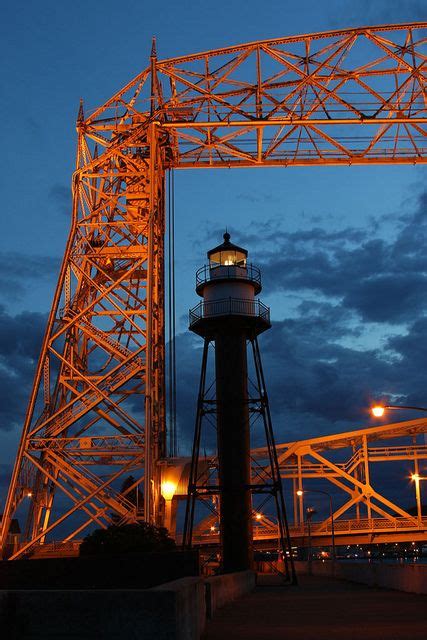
410,473,427,527
371,404,427,418
371,404,427,528
305,506,316,572
297,488,336,561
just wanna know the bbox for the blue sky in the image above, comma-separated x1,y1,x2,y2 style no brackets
0,1,426,501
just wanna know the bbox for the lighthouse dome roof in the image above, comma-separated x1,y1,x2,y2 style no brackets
207,232,247,266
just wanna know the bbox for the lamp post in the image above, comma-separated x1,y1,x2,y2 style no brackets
371,405,427,529
371,404,427,417
305,507,315,573
297,489,336,561
411,474,427,527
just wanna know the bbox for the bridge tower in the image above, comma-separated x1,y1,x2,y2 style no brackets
184,233,296,580
0,44,168,558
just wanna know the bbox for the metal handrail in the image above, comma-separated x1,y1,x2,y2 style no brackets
190,516,427,544
189,297,270,327
290,515,427,535
196,263,262,288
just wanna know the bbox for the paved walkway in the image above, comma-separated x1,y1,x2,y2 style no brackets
202,574,427,640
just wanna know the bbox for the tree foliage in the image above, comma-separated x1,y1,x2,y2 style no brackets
79,522,176,556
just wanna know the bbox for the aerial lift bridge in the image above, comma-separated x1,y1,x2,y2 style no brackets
1,23,426,558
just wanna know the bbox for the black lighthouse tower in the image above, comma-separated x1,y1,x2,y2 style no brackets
184,233,296,581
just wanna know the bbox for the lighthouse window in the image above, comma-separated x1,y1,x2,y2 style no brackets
210,250,247,267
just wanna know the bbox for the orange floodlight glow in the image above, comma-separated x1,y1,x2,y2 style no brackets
161,481,176,501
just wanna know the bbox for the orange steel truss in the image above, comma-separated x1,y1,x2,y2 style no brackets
1,23,426,558
191,417,427,547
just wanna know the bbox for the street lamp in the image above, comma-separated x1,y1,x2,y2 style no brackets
371,404,427,527
297,488,336,561
305,506,316,573
371,404,427,418
410,473,427,526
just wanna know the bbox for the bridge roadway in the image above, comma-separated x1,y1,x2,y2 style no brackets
29,515,427,559
202,574,427,640
191,516,427,549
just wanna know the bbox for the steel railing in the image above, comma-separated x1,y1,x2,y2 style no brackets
189,516,427,545
196,263,261,288
289,516,427,536
189,297,270,328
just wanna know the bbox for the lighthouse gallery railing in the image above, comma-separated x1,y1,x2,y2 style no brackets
189,297,270,328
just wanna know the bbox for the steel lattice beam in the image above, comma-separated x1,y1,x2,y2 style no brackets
1,23,426,559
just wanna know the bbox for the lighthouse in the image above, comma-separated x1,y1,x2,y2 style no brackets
189,232,270,573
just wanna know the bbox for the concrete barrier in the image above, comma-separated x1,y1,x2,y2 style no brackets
205,570,256,618
0,550,199,590
0,570,257,638
0,577,205,640
294,560,427,595
153,576,206,639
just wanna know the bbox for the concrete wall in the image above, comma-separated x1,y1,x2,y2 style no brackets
0,570,257,639
294,560,427,595
205,570,256,618
153,576,206,640
0,577,205,640
0,550,199,590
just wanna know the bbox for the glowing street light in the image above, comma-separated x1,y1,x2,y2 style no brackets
297,488,336,561
370,403,427,528
410,473,427,526
255,513,262,521
161,481,176,502
371,404,427,418
372,405,385,417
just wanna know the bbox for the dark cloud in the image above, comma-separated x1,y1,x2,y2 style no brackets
0,252,60,301
172,331,208,453
226,189,427,325
0,306,47,432
174,303,427,447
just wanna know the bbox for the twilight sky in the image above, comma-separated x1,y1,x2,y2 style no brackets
0,1,426,500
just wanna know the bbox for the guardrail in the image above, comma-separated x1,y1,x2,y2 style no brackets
190,516,427,545
291,516,427,536
189,297,270,328
196,263,261,288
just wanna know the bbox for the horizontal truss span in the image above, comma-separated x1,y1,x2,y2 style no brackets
190,417,427,547
84,23,427,167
